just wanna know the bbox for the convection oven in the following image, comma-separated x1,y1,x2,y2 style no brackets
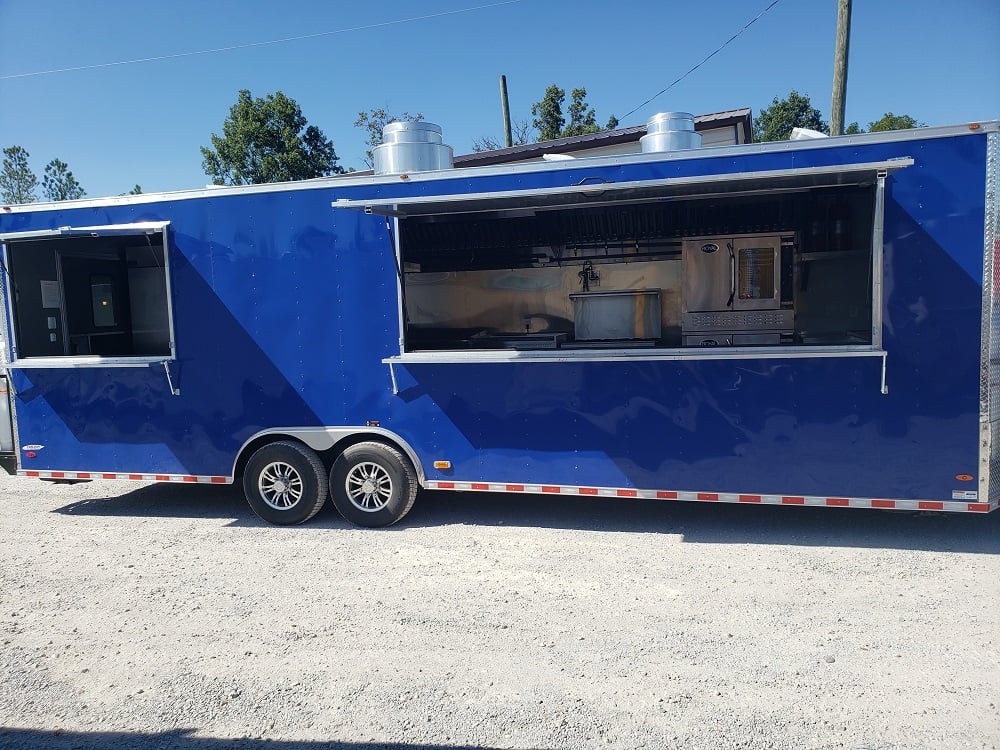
681,234,795,346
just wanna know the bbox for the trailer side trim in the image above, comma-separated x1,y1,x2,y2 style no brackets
423,480,997,513
18,470,230,484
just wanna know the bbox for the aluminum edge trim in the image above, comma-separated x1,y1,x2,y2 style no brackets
872,173,887,350
981,132,1000,505
423,480,995,512
383,348,886,365
0,242,19,472
17,470,230,483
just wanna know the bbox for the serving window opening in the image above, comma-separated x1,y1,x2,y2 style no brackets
1,223,174,364
394,182,880,354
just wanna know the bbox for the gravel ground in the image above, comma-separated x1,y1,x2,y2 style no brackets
0,470,998,750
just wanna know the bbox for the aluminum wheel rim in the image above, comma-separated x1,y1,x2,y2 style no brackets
345,461,393,513
258,461,304,510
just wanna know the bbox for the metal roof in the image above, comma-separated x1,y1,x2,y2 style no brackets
452,108,753,168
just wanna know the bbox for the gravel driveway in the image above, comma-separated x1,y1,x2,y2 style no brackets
0,470,998,750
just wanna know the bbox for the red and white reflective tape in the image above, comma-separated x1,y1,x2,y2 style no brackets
423,480,996,513
19,470,231,484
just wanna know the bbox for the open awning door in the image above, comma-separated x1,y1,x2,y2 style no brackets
332,158,914,217
0,221,177,373
0,221,170,242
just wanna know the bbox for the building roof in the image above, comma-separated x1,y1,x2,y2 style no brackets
453,108,753,168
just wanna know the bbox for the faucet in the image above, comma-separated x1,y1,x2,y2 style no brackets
578,261,600,292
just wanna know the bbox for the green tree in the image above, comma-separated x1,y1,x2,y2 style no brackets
867,113,923,132
842,113,924,136
753,90,829,142
1,146,38,204
564,88,598,137
201,89,342,185
42,158,85,201
354,108,423,169
128,184,143,195
531,85,618,142
531,85,566,141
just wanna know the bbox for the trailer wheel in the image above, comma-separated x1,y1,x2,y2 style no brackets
329,441,418,528
243,441,328,525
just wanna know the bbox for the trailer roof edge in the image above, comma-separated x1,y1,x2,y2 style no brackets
1,121,995,215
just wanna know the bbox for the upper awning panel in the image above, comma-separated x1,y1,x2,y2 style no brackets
0,221,170,242
331,158,913,218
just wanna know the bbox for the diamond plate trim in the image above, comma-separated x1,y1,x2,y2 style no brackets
982,132,1000,506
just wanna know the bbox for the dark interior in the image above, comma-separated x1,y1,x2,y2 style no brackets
6,232,171,359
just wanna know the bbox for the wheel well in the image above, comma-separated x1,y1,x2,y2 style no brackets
233,432,419,480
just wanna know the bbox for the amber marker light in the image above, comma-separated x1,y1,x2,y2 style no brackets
955,474,974,481
433,461,451,470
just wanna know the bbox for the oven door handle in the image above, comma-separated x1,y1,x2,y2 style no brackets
726,243,736,307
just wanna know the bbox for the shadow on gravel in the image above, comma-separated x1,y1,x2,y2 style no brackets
49,481,1000,554
0,728,527,750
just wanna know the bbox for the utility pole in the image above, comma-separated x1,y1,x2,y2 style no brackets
500,75,513,148
830,0,852,135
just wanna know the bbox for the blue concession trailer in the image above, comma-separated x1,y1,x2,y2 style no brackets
0,118,998,526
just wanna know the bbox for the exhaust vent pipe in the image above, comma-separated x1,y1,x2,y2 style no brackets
374,121,454,175
640,112,701,153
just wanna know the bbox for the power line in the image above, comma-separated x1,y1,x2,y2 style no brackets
0,0,524,80
619,0,784,122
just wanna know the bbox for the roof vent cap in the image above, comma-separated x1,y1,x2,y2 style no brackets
374,121,454,175
640,112,702,153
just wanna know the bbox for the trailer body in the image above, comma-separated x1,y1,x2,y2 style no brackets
1,122,997,523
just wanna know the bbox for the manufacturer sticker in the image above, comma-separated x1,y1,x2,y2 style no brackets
21,444,44,451
700,243,720,254
951,490,978,500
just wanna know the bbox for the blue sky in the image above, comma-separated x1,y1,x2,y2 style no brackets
1,0,997,199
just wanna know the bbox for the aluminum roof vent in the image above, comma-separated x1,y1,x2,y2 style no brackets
640,112,702,153
374,121,454,175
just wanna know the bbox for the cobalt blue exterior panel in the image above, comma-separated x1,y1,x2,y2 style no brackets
0,123,996,515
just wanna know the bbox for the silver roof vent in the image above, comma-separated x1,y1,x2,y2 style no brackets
640,112,702,153
373,121,454,175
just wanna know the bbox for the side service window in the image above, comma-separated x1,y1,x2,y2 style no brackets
396,187,877,353
1,223,174,364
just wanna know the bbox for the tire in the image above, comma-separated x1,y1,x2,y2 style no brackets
329,441,418,528
242,440,328,525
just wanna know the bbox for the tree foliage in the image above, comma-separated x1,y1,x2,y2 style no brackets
530,85,618,143
563,87,611,137
531,85,566,141
42,158,85,201
1,146,38,204
201,90,342,185
354,108,423,169
754,92,923,142
867,113,923,132
473,84,619,152
753,90,829,142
